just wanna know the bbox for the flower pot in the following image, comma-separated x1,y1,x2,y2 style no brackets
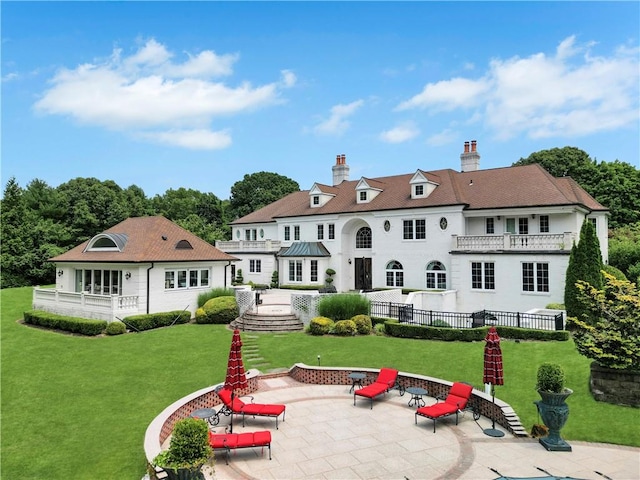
534,388,573,451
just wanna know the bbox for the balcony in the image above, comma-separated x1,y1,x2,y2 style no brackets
451,233,575,252
32,288,140,322
215,240,282,252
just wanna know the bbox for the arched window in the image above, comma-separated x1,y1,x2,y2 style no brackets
426,261,447,289
386,260,404,287
355,227,372,249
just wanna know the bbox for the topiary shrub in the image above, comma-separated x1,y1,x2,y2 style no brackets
536,363,566,393
351,314,372,335
153,417,213,474
197,296,239,324
334,319,357,336
309,316,334,336
271,270,279,288
317,293,370,321
105,321,126,335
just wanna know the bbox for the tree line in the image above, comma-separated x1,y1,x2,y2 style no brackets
1,147,638,288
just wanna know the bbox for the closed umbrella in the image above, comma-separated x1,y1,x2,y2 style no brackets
224,329,248,433
483,326,505,437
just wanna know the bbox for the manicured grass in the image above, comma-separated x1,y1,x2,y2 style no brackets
2,287,639,479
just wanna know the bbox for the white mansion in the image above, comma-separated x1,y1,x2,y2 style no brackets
217,141,608,313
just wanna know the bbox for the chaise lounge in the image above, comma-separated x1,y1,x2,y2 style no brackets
208,430,272,464
216,387,286,429
353,367,404,409
414,382,478,432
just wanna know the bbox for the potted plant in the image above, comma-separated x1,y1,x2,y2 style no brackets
153,418,214,480
534,363,572,451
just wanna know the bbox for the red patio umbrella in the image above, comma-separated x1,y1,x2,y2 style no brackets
224,329,248,432
483,326,505,437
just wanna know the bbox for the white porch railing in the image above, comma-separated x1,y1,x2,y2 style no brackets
451,233,575,252
32,288,140,322
215,240,282,252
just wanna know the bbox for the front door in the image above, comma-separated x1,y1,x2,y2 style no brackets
354,257,372,290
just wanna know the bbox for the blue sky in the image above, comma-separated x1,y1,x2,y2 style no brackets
2,2,639,200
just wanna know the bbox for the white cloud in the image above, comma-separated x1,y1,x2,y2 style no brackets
380,122,420,143
313,100,364,135
426,129,457,147
397,36,640,141
280,70,297,88
137,128,232,150
33,38,286,150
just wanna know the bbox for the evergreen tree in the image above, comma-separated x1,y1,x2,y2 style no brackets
564,219,603,322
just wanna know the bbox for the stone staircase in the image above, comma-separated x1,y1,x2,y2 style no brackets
231,306,304,333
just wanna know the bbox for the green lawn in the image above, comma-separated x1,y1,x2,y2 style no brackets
2,287,638,479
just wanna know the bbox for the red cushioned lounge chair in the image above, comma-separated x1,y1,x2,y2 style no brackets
415,382,478,432
216,387,286,429
208,429,272,464
353,367,404,409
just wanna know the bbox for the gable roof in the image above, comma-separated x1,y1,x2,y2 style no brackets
232,163,607,225
51,216,238,263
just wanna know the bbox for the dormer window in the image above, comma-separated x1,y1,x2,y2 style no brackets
415,185,424,196
360,191,367,202
355,178,382,204
176,239,193,249
313,196,319,205
410,170,439,199
309,183,335,208
85,233,127,252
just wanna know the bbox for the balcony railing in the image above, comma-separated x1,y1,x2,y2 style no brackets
451,233,575,252
215,240,282,252
32,288,139,322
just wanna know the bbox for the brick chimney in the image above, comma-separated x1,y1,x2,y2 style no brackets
461,140,480,172
332,153,350,185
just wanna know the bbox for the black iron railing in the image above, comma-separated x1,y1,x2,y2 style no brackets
370,302,564,331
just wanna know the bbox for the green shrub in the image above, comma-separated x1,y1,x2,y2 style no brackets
197,296,238,324
536,363,566,393
545,303,565,310
23,310,107,336
270,270,279,288
602,264,627,281
309,316,334,335
333,319,357,336
431,319,451,328
235,269,244,285
105,321,126,335
123,310,190,331
351,314,372,334
374,323,387,335
317,293,370,321
279,284,323,290
197,288,236,308
154,417,212,471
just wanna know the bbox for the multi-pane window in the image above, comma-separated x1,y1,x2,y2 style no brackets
249,259,261,273
386,261,404,287
471,262,495,290
313,196,319,205
288,260,302,282
317,224,324,240
426,261,447,289
356,227,372,248
522,262,549,292
415,185,424,196
284,226,290,241
294,225,300,241
77,269,122,295
589,217,597,233
310,260,318,282
539,215,549,233
403,219,426,240
164,269,210,289
359,191,367,202
328,224,335,239
245,229,257,241
518,218,529,234
486,218,495,234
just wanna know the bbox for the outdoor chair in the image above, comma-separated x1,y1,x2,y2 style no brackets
353,367,404,409
415,381,479,432
208,429,272,464
216,387,286,429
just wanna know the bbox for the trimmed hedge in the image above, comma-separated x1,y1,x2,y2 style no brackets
196,296,238,324
122,310,190,331
334,319,357,336
351,314,372,335
381,319,570,342
23,310,107,336
309,316,334,335
105,321,126,335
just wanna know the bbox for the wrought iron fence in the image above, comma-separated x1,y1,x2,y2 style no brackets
370,301,564,331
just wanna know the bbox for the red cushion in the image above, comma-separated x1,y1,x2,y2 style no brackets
355,383,388,398
416,402,457,419
253,431,271,445
376,368,398,387
255,404,285,416
217,388,246,411
209,432,238,449
236,433,256,448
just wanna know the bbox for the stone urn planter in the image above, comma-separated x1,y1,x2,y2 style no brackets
534,363,572,452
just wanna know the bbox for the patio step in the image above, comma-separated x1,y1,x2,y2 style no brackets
232,311,304,332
